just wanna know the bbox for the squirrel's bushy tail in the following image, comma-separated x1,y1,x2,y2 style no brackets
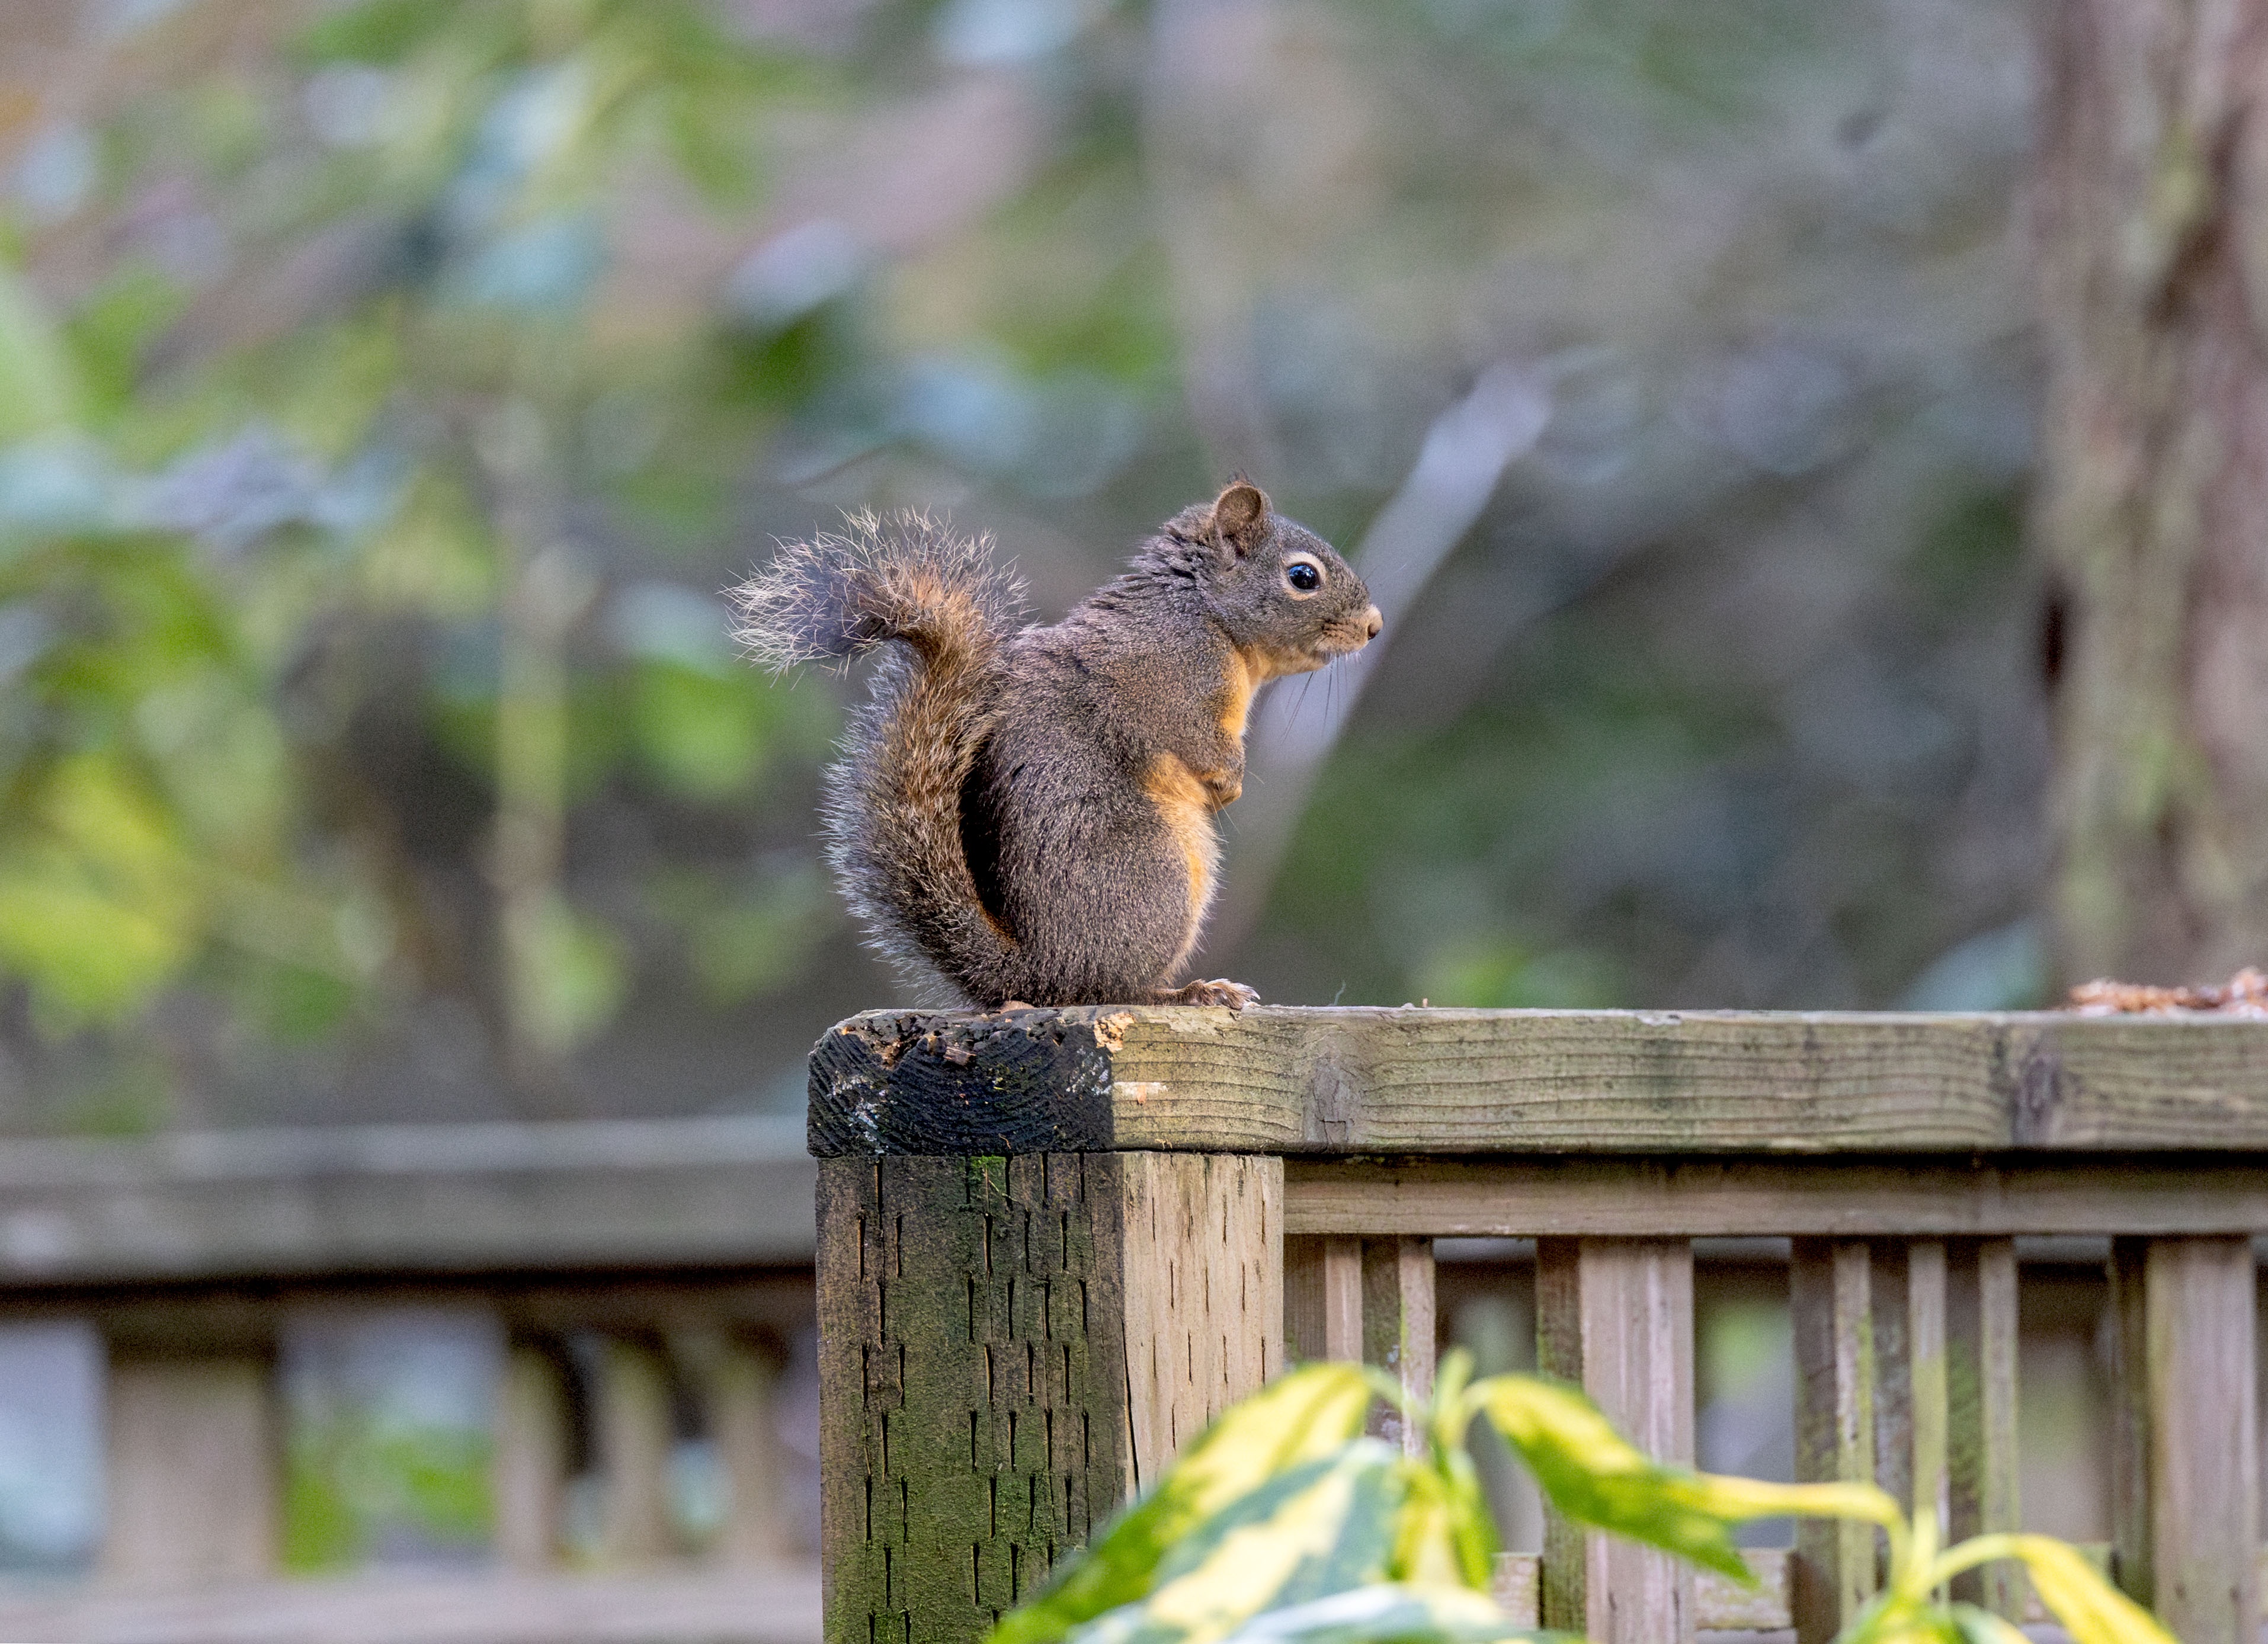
731,512,1024,1003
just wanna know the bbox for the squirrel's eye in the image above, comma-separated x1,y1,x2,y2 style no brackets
1286,562,1322,592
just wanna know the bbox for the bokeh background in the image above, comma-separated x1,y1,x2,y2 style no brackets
0,0,2239,1614
0,0,2049,1142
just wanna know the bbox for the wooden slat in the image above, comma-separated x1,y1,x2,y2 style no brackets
0,1117,816,1287
2109,1238,2151,1608
598,1337,678,1563
2107,1237,2259,1644
708,1335,795,1565
809,1007,2268,1157
1321,1239,1361,1360
1282,1238,1320,1363
100,1352,278,1584
1869,1244,1912,1525
0,1565,823,1644
1117,1152,1283,1480
1907,1242,1949,1541
494,1342,569,1571
1790,1241,1876,1644
1697,1549,1793,1632
1361,1238,1435,1456
1536,1238,1695,1644
1284,1235,1362,1364
1946,1238,2021,1617
1492,1550,1542,1628
1283,1156,2268,1236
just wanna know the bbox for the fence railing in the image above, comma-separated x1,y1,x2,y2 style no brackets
0,1114,821,1644
809,1005,2268,1644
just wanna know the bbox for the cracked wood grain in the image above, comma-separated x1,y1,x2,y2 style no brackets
808,1008,2268,1156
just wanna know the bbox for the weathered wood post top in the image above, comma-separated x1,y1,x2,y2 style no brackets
811,1002,2268,1158
810,1004,2268,1644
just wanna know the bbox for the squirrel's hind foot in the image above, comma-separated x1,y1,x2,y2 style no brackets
1156,979,1260,1010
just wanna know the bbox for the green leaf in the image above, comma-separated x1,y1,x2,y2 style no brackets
2003,1536,2174,1644
0,264,83,438
297,0,462,64
1067,1443,1406,1644
991,1363,1376,1644
1468,1375,1899,1583
1212,1583,1565,1644
0,755,204,1026
503,892,626,1053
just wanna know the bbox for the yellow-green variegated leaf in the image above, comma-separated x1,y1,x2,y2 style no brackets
1652,1473,1902,1531
1467,1376,1748,1580
1068,1442,1407,1644
1469,1376,1897,1584
2007,1536,2176,1644
1388,1460,1468,1589
1213,1583,1566,1644
991,1364,1376,1644
1422,1350,1497,1590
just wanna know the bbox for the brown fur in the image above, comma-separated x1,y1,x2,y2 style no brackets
733,485,1379,1008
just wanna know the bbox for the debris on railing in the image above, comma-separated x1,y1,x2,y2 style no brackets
2070,966,2268,1015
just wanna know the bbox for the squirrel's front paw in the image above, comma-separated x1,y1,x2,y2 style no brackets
1198,769,1243,809
1161,978,1260,1010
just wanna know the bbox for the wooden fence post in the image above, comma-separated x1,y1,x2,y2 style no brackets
815,1152,1280,1644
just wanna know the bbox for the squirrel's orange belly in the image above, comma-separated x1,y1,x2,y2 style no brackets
1141,755,1222,966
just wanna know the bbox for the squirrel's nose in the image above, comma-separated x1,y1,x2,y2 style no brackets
1362,605,1382,641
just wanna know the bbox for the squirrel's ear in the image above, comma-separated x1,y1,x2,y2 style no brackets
1210,480,1271,556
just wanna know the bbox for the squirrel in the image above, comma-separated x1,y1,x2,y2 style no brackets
731,480,1380,1010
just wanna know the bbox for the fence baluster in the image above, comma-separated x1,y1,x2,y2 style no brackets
1536,1236,1696,1644
1870,1244,1913,1547
100,1347,280,1582
709,1333,792,1564
1906,1242,1949,1544
1362,1238,1436,1456
2107,1235,2259,1644
1284,1235,1362,1366
495,1339,570,1569
1792,1239,1876,1644
1946,1237,2020,1617
598,1335,677,1563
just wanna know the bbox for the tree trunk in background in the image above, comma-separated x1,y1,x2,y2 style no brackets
2033,0,2268,988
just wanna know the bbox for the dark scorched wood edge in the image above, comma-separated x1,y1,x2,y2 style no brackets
805,1004,2268,1158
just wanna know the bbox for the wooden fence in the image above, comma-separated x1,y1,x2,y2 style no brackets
809,1005,2268,1644
0,1114,822,1644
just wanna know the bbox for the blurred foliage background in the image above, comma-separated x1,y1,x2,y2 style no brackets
0,0,2046,1131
